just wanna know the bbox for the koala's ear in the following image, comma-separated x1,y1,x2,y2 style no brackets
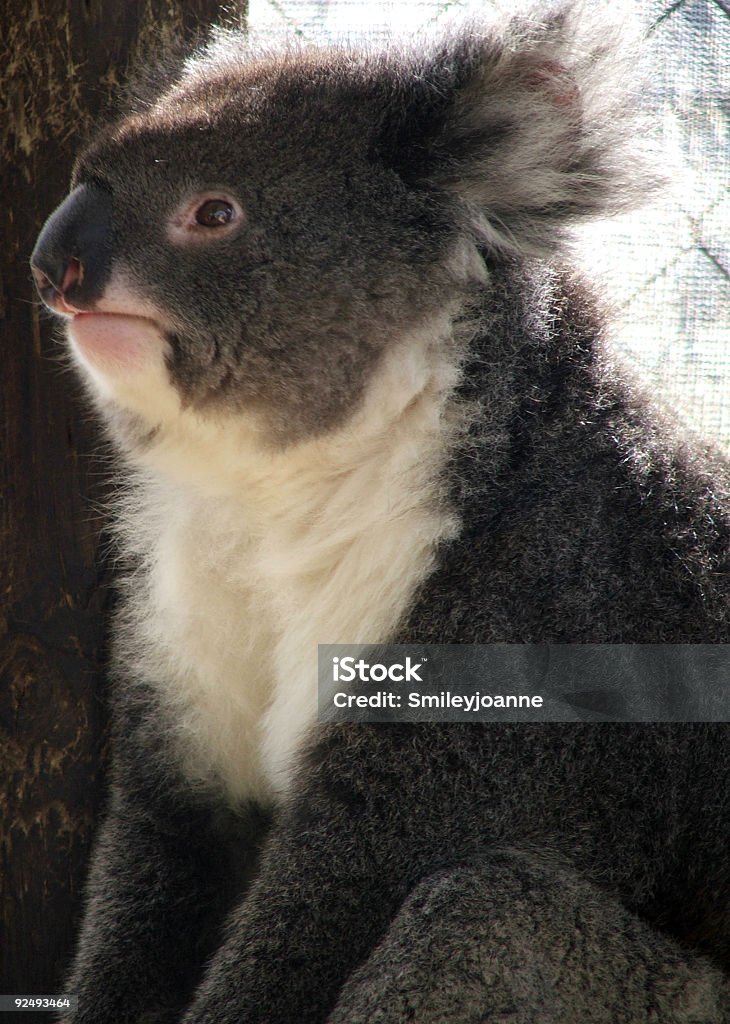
380,2,658,254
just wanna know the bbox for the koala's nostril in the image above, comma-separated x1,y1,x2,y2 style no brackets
61,257,83,295
30,257,80,295
31,256,84,312
32,256,87,313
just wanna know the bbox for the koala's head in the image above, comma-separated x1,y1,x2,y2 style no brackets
31,3,652,451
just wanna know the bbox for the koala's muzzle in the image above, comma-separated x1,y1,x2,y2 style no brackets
31,183,113,314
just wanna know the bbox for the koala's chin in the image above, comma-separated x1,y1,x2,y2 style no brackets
61,276,182,430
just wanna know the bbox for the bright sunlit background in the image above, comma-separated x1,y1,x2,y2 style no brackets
246,0,730,446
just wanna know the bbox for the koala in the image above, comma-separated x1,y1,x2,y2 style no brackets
30,3,730,1022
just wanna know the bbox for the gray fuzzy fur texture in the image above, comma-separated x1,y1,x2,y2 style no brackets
29,2,730,1023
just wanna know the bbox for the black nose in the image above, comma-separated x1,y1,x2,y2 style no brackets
31,183,113,312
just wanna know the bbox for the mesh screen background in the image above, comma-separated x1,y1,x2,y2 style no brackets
246,0,730,447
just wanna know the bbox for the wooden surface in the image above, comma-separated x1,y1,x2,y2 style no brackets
0,0,232,1013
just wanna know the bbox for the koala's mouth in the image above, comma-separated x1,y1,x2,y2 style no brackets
68,311,168,371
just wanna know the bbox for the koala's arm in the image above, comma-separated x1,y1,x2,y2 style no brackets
182,724,730,1024
182,733,417,1024
63,693,268,1024
65,796,223,1024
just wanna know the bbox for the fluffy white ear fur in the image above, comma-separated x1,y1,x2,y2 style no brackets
417,1,660,254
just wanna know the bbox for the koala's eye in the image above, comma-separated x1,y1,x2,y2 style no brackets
195,199,235,228
168,192,244,245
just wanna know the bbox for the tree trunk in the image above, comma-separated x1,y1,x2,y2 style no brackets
0,1,236,1016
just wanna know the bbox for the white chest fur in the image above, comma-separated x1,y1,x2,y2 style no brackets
114,318,463,806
